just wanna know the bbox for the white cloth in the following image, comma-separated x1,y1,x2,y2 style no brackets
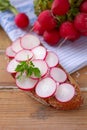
0,0,87,73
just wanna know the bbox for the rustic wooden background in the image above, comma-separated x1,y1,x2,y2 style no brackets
0,26,87,130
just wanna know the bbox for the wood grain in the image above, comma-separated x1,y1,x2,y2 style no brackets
0,89,87,130
0,27,11,50
0,26,87,130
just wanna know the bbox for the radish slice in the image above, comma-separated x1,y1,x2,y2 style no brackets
45,51,59,67
6,46,16,58
7,59,19,73
32,45,46,60
15,49,33,61
21,34,40,50
35,77,56,98
12,38,23,53
50,67,67,83
55,83,75,102
16,73,38,90
31,60,48,79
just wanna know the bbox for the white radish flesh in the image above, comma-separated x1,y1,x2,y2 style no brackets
31,60,48,78
16,73,38,90
21,34,40,50
45,51,59,67
12,38,23,53
50,67,67,83
6,46,16,58
7,59,19,73
55,83,75,102
35,77,56,98
32,45,46,60
15,49,33,61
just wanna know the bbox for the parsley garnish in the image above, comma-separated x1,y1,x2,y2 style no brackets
15,61,41,79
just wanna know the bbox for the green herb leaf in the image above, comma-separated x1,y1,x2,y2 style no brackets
26,66,33,77
15,61,41,79
29,61,35,67
33,67,41,78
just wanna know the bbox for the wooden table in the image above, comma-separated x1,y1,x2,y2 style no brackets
0,26,87,130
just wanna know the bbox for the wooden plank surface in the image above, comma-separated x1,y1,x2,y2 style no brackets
0,26,87,130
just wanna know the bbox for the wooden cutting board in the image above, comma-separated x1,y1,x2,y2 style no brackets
0,26,87,130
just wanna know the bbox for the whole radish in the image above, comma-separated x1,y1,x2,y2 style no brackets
60,21,80,41
33,21,45,35
43,29,61,46
0,0,29,29
15,13,29,28
80,1,87,13
51,0,70,16
74,13,87,33
37,10,57,31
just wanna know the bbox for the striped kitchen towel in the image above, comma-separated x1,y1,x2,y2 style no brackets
0,0,87,73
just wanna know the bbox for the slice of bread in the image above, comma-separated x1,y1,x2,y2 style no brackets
6,34,83,110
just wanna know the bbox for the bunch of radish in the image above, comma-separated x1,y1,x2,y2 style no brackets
33,0,87,46
6,34,75,103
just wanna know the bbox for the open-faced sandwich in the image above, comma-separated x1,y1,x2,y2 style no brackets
6,34,83,110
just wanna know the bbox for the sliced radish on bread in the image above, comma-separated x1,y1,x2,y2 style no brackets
35,77,56,98
6,46,16,58
12,38,23,53
15,49,33,61
45,51,59,67
32,45,46,59
31,59,48,78
50,67,67,83
6,33,82,110
7,59,19,73
55,83,75,102
21,34,40,50
16,73,38,90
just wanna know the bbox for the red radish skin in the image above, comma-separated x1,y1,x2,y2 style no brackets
41,70,50,78
12,38,22,53
50,67,67,83
31,59,48,79
21,34,40,50
45,51,59,68
16,73,38,91
80,1,87,13
51,0,70,16
74,13,87,33
15,49,33,62
15,13,29,28
55,83,75,102
6,46,16,59
35,77,57,98
7,59,19,73
33,21,45,35
32,45,47,60
38,10,57,31
81,31,87,36
43,29,61,45
60,21,80,41
11,73,16,79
